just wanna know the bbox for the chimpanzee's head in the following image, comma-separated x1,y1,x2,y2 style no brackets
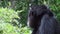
27,5,53,29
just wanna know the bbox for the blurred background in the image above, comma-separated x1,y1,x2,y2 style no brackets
0,0,60,34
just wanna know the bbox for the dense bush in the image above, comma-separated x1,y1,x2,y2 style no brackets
0,7,31,34
20,27,31,34
0,7,19,23
0,8,20,34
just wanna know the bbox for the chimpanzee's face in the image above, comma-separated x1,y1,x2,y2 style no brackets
27,7,37,27
27,5,48,28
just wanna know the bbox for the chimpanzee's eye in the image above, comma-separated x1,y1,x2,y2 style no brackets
31,12,34,15
29,11,34,16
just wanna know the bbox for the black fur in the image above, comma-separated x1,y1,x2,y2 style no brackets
27,5,60,34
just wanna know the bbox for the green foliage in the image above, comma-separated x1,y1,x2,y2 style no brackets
0,7,21,34
0,7,30,34
50,4,60,22
20,27,31,34
0,23,20,34
0,7,19,23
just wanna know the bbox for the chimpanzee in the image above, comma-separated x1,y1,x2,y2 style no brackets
27,4,60,34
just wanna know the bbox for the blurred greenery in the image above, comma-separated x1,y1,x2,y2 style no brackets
0,0,60,34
